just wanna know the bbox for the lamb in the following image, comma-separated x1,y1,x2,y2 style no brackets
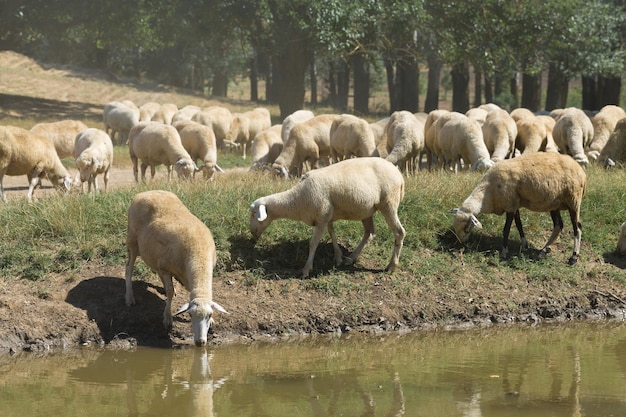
587,105,626,161
385,110,425,174
596,117,626,166
272,114,339,178
151,103,179,125
125,190,227,346
451,152,587,265
139,102,161,122
438,114,494,172
250,124,284,170
192,106,233,148
0,126,73,202
281,109,315,142
552,107,593,167
329,114,378,162
30,119,89,159
250,157,405,278
481,109,517,162
103,101,139,145
224,107,272,158
618,222,626,255
174,120,223,180
73,128,114,192
129,121,197,182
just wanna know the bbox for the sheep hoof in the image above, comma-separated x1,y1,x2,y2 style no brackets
568,254,579,265
343,256,355,266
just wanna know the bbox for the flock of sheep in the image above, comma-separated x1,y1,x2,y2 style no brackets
3,98,626,345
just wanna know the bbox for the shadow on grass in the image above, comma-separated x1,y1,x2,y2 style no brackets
603,251,626,270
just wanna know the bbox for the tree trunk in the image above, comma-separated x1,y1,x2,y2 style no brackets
581,75,597,111
327,60,337,107
521,72,542,111
484,75,493,103
545,63,568,111
451,62,470,113
337,59,349,112
510,76,519,109
211,72,228,97
598,75,621,107
473,68,482,108
309,50,317,106
275,37,307,119
424,54,441,112
250,54,258,102
396,51,419,112
385,57,399,112
352,53,370,115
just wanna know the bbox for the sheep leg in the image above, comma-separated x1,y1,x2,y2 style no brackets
159,272,176,329
513,210,528,251
568,209,582,265
26,174,41,202
540,210,564,257
0,174,6,202
380,209,406,272
140,163,148,181
131,156,139,182
104,170,110,191
326,222,344,266
301,223,327,278
345,217,375,266
501,212,515,260
124,247,138,306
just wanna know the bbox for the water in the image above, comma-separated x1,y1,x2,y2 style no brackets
2,323,626,416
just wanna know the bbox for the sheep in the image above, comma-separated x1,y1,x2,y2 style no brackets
423,109,450,170
510,107,535,122
121,100,141,119
385,110,425,174
151,103,179,125
552,107,593,167
173,120,223,180
369,117,389,155
281,109,315,142
272,114,339,178
30,119,89,159
514,113,551,154
329,114,379,162
224,107,272,159
129,121,197,182
618,222,626,255
139,102,161,122
192,106,233,148
103,101,139,145
0,126,73,202
125,190,227,346
479,103,501,112
587,105,626,161
597,117,626,166
466,107,489,126
73,128,114,193
437,114,494,172
451,152,586,265
537,115,560,153
171,105,201,124
250,157,405,278
481,109,517,162
250,124,284,170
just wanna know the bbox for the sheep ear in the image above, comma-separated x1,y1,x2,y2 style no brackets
257,204,268,222
211,301,228,314
215,164,224,173
470,214,483,230
174,303,190,316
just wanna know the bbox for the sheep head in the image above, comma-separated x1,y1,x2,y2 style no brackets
250,201,271,240
450,208,482,243
175,158,197,179
175,299,228,347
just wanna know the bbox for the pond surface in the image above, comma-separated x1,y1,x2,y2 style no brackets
2,322,626,416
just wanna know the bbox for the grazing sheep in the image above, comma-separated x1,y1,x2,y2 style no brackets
73,128,114,193
30,119,89,159
103,101,139,145
552,107,593,167
139,102,161,122
369,117,389,156
423,109,450,170
510,107,535,122
537,115,560,153
281,109,315,142
121,100,141,119
385,110,425,174
224,107,272,159
466,107,488,126
515,114,551,154
451,152,586,264
174,120,223,180
479,103,501,112
618,222,626,255
250,124,284,170
192,106,233,148
481,109,517,162
250,157,405,277
125,190,227,346
438,114,494,172
129,122,197,182
151,103,179,125
0,126,73,202
330,114,378,162
597,117,626,166
587,105,626,161
272,114,339,178
172,105,201,124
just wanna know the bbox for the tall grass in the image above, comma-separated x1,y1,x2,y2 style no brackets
1,157,625,294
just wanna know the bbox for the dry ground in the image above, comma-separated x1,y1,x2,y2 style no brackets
1,51,625,355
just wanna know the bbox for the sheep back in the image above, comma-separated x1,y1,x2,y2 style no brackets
552,107,593,166
385,110,425,172
251,124,284,169
482,109,516,162
30,119,88,159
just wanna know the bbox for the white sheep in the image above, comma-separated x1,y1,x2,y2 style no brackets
139,102,161,122
385,110,425,174
250,157,406,278
171,105,201,124
250,124,284,170
465,107,488,126
481,109,517,162
129,121,197,182
451,152,587,264
30,119,89,159
272,114,339,178
438,114,494,172
192,106,233,148
174,120,223,180
0,126,73,202
587,105,626,161
552,107,593,167
423,109,450,170
103,101,139,145
151,103,179,125
369,117,389,156
73,128,114,193
510,107,535,122
125,190,227,346
618,222,626,255
597,117,626,166
514,113,551,154
281,109,315,142
224,107,272,158
329,114,378,162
